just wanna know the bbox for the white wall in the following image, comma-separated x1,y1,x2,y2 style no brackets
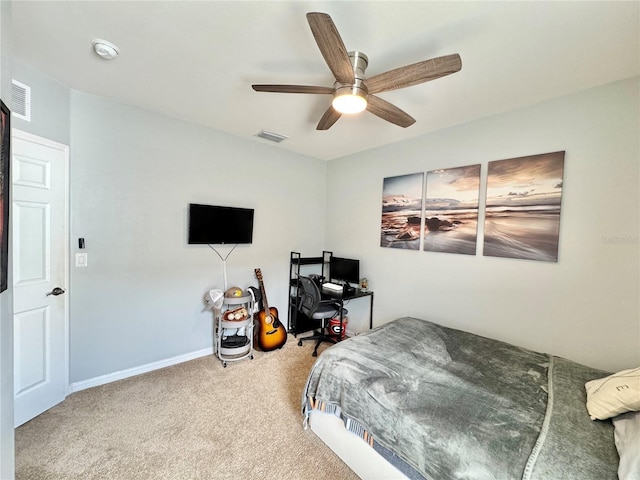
69,91,327,383
325,77,639,373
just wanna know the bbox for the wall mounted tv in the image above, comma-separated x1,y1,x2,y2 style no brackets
188,203,254,245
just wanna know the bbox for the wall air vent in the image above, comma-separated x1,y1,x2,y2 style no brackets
11,79,31,121
255,130,288,143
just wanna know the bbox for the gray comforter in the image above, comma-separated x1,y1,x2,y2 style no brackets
303,317,618,479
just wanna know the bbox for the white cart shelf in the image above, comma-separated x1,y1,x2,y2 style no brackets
215,294,254,367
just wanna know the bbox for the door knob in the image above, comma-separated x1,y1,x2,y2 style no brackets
46,287,66,296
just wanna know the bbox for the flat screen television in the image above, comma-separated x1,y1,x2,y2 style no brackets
188,203,254,245
330,257,360,285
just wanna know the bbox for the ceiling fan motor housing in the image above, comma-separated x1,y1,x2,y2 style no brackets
333,51,369,113
349,51,368,77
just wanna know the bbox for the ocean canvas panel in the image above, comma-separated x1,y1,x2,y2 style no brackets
423,164,480,255
484,151,565,262
380,172,424,250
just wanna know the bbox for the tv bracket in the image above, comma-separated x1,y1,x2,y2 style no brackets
208,244,238,290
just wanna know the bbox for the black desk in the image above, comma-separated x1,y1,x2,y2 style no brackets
322,288,374,331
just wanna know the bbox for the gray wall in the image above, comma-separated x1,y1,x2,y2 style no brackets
0,1,14,477
325,77,639,372
11,62,70,145
5,54,638,399
69,90,327,383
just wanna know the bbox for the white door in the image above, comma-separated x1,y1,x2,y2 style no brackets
12,130,69,427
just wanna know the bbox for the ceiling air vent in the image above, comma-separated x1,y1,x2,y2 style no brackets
12,79,31,121
255,130,288,143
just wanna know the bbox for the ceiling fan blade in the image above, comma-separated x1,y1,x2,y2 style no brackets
366,54,462,94
252,84,334,94
366,95,416,128
316,106,342,130
306,12,355,84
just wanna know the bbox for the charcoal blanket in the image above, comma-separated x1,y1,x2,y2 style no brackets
302,317,618,479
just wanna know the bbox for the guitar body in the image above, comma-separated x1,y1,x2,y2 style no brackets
256,306,287,351
254,268,287,352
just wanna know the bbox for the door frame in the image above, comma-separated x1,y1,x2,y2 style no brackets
12,128,70,404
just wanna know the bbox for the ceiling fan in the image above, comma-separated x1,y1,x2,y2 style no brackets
252,12,462,130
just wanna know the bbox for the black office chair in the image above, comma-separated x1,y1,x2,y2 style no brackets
296,276,345,357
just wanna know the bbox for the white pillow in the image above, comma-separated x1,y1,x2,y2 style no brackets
585,367,640,420
612,411,640,480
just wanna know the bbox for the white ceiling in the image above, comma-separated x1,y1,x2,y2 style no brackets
9,1,640,161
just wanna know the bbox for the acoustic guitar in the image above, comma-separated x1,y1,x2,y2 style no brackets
254,268,287,351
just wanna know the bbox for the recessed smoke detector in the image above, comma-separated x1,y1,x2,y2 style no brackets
91,39,119,60
255,130,288,143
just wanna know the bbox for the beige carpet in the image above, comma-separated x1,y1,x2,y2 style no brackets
15,335,359,480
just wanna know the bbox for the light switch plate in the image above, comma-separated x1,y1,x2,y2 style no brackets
75,253,88,268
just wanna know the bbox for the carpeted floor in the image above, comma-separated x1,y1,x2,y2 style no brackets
15,335,359,480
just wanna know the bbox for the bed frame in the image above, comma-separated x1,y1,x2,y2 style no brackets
309,410,409,480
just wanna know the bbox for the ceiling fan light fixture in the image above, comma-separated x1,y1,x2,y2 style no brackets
332,85,368,114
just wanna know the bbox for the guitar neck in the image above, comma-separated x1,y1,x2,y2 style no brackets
255,269,271,312
260,282,270,312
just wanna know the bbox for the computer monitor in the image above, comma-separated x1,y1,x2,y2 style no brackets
330,257,360,285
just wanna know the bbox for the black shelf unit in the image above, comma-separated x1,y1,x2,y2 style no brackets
288,251,332,336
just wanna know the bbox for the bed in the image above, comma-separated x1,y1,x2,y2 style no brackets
302,317,638,480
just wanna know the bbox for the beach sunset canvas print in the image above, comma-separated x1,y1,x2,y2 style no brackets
380,172,424,249
484,151,565,262
423,164,480,255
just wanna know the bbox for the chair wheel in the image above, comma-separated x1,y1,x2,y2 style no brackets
250,355,254,360
312,351,318,357
298,339,302,346
223,362,227,368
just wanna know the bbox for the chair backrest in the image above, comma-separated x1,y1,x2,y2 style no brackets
298,276,323,318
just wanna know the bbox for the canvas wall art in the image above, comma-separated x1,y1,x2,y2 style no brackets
0,100,10,292
484,151,565,262
423,164,480,255
380,172,424,250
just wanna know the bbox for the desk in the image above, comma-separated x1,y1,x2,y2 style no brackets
322,288,374,331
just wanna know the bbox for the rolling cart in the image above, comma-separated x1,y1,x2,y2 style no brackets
215,293,254,367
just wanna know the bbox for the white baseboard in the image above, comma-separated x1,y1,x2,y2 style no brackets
68,347,214,394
